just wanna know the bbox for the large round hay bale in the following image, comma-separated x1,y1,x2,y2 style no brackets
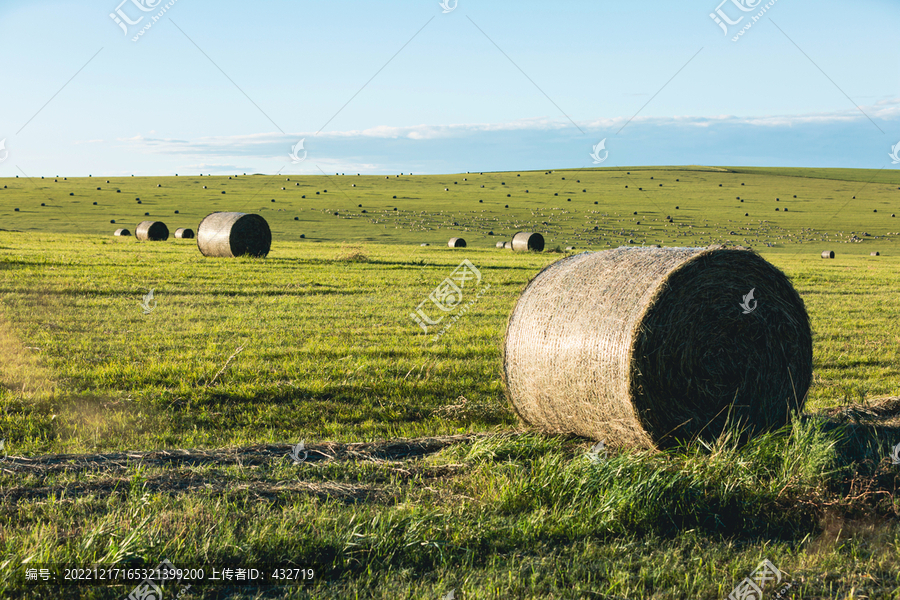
448,237,467,248
511,231,544,252
175,227,195,239
821,250,834,259
135,221,169,241
197,212,271,257
503,247,812,449
114,228,131,237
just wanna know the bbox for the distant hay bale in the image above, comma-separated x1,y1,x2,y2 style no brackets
197,212,271,258
511,231,544,252
871,251,880,256
135,221,169,241
448,237,467,248
821,250,835,259
496,241,506,248
503,247,812,449
114,228,131,236
175,227,195,239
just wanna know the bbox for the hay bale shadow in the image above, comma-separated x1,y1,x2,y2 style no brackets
806,396,900,468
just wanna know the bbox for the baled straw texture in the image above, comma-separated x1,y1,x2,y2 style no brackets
175,227,195,239
197,212,271,258
448,238,467,248
113,228,131,237
135,221,169,241
503,247,812,449
511,231,544,252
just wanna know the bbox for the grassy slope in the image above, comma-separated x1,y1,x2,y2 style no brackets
1,166,899,251
1,166,900,598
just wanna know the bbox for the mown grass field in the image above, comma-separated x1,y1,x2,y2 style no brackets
1,166,900,599
2,166,900,251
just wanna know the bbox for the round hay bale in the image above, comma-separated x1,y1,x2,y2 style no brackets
448,237,467,248
496,241,506,248
821,250,834,259
197,212,271,258
511,232,544,252
114,228,131,236
175,227,195,239
871,251,880,256
135,221,169,241
503,247,812,449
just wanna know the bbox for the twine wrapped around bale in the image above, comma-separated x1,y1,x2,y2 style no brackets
511,231,544,252
197,212,271,257
503,247,812,449
135,221,169,241
448,238,467,248
113,228,131,237
175,227,195,239
821,251,835,259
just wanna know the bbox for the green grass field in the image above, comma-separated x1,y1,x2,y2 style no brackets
2,166,900,599
2,165,899,251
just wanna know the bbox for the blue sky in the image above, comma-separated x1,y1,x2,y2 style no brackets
1,0,898,176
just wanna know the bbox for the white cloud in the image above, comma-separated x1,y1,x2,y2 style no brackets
93,98,900,161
